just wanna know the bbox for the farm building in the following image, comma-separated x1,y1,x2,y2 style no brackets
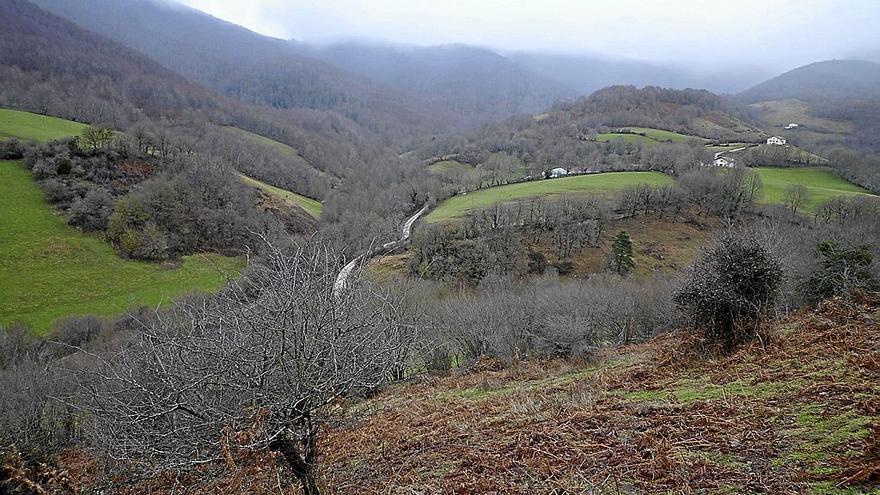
785,123,799,129
712,155,737,168
767,136,787,145
545,167,568,178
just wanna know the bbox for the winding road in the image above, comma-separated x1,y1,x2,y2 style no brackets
333,203,430,296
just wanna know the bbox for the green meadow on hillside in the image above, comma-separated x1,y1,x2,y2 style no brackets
427,160,474,175
239,174,323,218
224,126,301,160
0,160,244,332
426,171,672,223
755,167,874,211
0,108,88,141
596,126,705,145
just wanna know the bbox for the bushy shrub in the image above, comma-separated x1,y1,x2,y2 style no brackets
675,233,783,352
804,241,877,302
68,187,114,231
428,273,678,364
0,139,23,160
115,224,168,260
0,326,78,467
527,251,547,274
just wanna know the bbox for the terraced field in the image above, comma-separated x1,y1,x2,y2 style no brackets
426,171,672,223
1,159,243,332
0,108,88,141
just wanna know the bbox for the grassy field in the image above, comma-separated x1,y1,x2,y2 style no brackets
428,160,474,175
595,133,660,145
749,99,853,135
225,126,300,159
755,167,874,211
0,108,88,142
1,160,244,333
240,174,323,219
426,172,672,223
596,126,706,145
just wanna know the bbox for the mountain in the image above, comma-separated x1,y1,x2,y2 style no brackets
0,0,416,199
740,60,880,151
297,42,576,124
0,0,238,126
510,52,770,96
740,60,880,103
28,0,454,133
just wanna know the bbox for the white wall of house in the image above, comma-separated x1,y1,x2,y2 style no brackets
547,167,568,178
713,157,735,168
767,136,787,145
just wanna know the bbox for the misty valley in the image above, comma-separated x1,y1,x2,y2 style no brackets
1,0,880,493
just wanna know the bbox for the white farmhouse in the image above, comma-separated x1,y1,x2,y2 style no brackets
784,123,799,130
713,155,737,168
546,167,568,178
767,136,787,146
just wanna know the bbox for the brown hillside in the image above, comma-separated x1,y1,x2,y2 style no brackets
40,296,880,494
319,296,879,494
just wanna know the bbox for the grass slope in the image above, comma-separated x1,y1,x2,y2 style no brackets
428,160,474,175
0,108,88,142
240,174,323,219
318,296,880,494
0,160,243,332
749,99,852,135
755,167,874,211
596,126,706,145
224,126,300,160
426,172,672,223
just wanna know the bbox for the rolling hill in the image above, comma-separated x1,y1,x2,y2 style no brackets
426,172,672,223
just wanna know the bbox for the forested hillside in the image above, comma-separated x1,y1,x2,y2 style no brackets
416,86,763,183
510,52,769,95
0,0,439,253
299,42,575,124
740,60,880,103
30,0,455,133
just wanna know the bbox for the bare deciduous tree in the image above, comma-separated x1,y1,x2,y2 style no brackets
66,242,409,495
783,184,810,216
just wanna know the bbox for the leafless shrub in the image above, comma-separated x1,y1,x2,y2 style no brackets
62,241,410,495
426,273,679,364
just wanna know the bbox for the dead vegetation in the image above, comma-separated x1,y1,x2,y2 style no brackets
317,295,879,494
14,296,878,494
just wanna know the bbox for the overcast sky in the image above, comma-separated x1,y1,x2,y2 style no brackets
177,0,880,72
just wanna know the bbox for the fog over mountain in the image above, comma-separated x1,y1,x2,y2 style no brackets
180,0,880,79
